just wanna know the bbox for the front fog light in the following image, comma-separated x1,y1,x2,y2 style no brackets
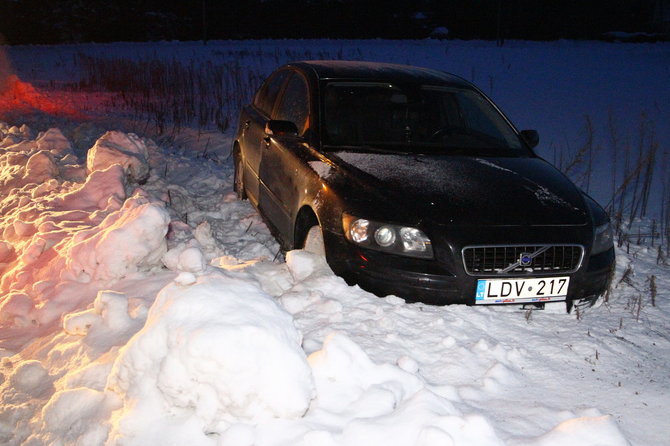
374,226,396,247
349,219,370,243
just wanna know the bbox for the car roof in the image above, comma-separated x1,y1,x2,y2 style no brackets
286,60,471,87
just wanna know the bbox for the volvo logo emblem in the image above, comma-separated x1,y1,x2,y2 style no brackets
519,253,533,267
500,246,550,273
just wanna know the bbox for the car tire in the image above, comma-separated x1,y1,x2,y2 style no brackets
233,147,246,200
303,225,326,257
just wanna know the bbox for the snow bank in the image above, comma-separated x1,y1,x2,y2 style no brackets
105,272,314,443
0,125,168,332
1,110,660,445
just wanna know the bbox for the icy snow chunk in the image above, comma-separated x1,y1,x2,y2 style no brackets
286,249,331,281
19,124,32,139
163,243,207,274
177,247,207,273
280,290,324,315
56,164,126,212
0,292,35,326
308,333,424,415
63,361,115,392
36,128,73,156
0,240,14,262
0,132,21,147
106,272,314,438
40,387,120,445
13,219,35,238
193,220,224,261
174,271,197,286
241,260,294,296
65,196,170,281
63,310,98,336
396,356,419,374
24,150,58,181
87,131,149,183
64,290,134,336
31,178,59,198
9,360,52,397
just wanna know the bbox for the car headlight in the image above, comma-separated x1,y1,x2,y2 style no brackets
592,221,613,255
342,213,433,259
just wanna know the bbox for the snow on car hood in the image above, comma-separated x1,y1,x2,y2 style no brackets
332,152,588,226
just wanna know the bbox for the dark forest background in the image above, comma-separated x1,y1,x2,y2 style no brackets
0,0,665,44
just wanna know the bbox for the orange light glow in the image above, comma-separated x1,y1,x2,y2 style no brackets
0,74,81,118
1,45,81,118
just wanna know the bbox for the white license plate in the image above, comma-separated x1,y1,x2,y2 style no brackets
475,276,570,304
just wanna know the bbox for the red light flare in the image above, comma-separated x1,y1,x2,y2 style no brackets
0,74,82,119
0,46,82,119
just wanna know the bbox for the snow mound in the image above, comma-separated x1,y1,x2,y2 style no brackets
38,387,121,446
105,271,314,443
306,333,505,445
65,193,170,282
87,131,150,183
8,359,53,397
516,414,630,446
63,290,141,342
36,128,73,156
0,128,168,336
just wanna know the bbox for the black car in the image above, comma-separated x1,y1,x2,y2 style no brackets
233,61,614,309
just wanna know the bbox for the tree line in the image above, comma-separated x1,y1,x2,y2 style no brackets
0,0,661,44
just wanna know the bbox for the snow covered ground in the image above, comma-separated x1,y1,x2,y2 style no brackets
0,40,669,445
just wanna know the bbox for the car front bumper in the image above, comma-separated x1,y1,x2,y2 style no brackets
324,230,615,306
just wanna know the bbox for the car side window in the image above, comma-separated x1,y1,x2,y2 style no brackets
253,70,290,116
274,73,309,135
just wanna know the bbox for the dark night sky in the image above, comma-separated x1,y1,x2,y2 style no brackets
0,0,662,44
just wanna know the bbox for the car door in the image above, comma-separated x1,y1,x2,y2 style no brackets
258,71,311,242
239,69,291,205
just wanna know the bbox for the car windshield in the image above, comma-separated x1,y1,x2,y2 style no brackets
322,82,527,155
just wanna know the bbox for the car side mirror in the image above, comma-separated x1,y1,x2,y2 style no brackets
265,120,299,137
520,130,539,149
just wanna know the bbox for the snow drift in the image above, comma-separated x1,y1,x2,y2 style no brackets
1,81,666,445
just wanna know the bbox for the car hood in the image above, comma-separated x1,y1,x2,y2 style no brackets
330,152,589,226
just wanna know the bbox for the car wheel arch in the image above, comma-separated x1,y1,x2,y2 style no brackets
293,206,320,249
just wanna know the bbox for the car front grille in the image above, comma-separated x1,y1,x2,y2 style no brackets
462,245,583,276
